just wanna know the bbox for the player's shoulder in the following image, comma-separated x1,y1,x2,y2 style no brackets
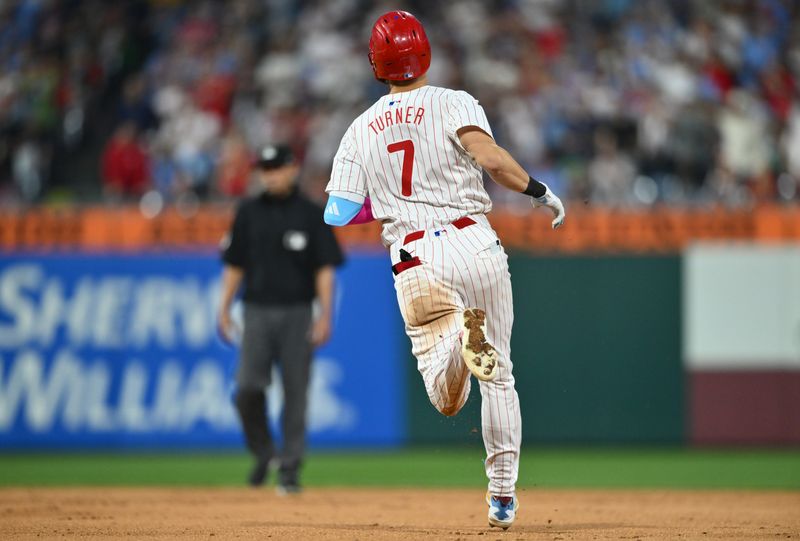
433,86,472,98
343,103,379,137
424,87,481,112
446,88,480,105
350,106,373,128
354,93,393,121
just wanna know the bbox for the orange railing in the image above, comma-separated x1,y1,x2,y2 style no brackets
1,205,799,253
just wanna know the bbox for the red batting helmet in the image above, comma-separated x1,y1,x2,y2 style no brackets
368,11,431,82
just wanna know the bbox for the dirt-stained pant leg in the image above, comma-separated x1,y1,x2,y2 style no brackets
393,224,521,498
394,264,472,417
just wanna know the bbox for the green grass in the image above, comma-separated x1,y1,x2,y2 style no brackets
0,448,798,489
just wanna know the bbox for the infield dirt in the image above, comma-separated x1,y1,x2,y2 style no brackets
1,488,797,540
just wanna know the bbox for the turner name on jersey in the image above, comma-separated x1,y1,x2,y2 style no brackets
368,105,426,134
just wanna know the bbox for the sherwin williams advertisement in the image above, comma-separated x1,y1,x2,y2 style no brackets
0,253,404,449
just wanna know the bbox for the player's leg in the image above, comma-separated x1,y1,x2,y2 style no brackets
394,260,472,416
475,255,520,498
450,229,521,517
236,303,278,486
274,304,314,493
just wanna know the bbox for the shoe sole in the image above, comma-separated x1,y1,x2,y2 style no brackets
485,491,518,530
275,485,302,496
462,308,498,382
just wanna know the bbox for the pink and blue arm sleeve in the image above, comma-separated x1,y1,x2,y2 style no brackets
348,197,373,224
324,192,374,226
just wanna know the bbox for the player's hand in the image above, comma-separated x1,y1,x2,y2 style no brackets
218,309,241,345
310,316,331,347
531,186,565,230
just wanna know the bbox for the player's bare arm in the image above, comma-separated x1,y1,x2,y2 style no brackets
458,127,530,192
458,127,566,229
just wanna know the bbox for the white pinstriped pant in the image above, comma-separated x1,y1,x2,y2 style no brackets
390,217,521,497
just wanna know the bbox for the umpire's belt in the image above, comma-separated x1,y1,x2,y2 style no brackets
402,216,476,245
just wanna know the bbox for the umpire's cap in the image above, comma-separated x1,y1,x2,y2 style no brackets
254,144,294,170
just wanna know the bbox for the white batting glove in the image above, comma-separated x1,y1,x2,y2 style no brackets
531,184,566,229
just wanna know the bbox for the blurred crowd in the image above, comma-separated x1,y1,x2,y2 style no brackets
1,0,800,210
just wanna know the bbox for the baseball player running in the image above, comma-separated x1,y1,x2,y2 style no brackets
323,11,565,530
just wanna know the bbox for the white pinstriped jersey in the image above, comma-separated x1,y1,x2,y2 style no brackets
326,85,494,246
330,84,522,498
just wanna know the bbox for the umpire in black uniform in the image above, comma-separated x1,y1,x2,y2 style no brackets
218,144,344,493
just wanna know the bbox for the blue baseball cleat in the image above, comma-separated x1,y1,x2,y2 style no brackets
486,491,519,529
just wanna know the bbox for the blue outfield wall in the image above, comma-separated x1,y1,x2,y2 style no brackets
0,252,404,450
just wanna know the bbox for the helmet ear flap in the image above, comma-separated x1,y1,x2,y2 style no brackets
368,51,387,84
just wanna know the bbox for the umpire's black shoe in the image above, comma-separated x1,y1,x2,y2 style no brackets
276,470,302,495
276,482,302,495
248,458,270,487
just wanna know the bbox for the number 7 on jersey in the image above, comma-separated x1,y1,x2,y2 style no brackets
387,140,415,196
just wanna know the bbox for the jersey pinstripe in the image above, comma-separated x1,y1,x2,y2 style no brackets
326,86,494,247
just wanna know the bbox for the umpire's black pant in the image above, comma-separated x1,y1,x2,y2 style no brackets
234,302,312,476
